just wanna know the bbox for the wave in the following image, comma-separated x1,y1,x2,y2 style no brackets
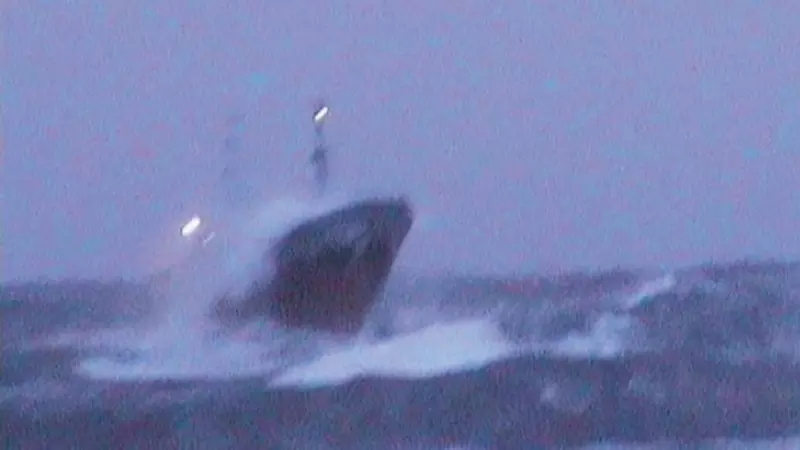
3,194,800,447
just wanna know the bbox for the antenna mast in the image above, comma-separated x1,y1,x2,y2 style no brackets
311,99,330,195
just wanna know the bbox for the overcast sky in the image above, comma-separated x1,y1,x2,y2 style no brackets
3,1,800,281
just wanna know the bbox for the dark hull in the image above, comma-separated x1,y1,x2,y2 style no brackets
214,197,414,333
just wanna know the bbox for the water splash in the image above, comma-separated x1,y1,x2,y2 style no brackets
72,193,354,381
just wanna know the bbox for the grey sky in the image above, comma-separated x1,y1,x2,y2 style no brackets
3,1,800,281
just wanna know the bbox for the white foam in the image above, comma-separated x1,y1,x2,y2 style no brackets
271,318,516,388
75,337,283,381
548,314,634,358
514,275,676,360
621,274,677,310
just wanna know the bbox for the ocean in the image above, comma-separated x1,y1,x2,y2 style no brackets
3,196,800,449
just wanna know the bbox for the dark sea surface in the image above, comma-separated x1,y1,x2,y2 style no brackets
4,260,800,449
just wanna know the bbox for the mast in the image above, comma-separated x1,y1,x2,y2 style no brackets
310,100,330,195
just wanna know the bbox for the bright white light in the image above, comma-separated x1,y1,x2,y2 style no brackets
180,216,202,237
313,105,329,124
